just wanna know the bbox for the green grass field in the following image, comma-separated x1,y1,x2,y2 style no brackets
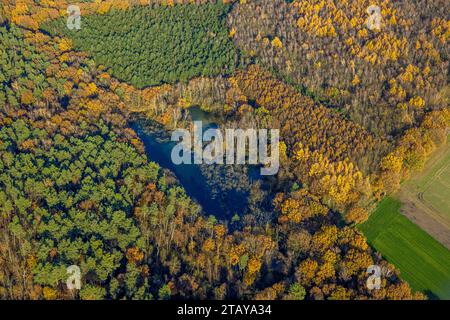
408,139,450,223
359,197,450,299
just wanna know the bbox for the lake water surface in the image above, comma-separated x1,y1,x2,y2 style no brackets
131,107,261,220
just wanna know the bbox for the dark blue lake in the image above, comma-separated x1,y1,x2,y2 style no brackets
131,107,262,220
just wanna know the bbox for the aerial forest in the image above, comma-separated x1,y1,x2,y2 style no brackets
0,0,448,301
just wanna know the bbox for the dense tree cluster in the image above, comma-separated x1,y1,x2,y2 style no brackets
225,66,387,214
0,25,51,111
229,0,449,136
378,109,450,194
0,119,158,299
42,2,237,88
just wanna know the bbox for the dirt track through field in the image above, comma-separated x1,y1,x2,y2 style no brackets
400,197,450,249
398,140,450,250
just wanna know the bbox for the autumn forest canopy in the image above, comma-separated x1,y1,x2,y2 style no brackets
0,0,449,302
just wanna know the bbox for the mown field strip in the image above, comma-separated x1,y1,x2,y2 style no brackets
360,198,450,299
